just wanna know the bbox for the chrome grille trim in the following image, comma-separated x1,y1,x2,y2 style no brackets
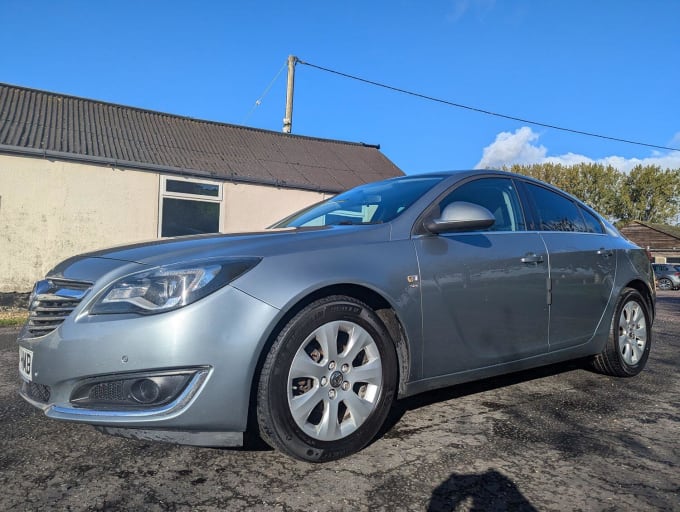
26,278,92,337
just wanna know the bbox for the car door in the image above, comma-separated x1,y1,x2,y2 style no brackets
414,177,550,378
522,182,616,350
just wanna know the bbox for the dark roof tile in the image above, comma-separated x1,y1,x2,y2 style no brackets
0,83,403,192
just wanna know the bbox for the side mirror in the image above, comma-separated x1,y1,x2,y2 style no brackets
425,201,495,234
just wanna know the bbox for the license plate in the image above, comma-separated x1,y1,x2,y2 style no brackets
19,346,33,381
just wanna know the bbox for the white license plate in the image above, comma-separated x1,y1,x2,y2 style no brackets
19,346,34,381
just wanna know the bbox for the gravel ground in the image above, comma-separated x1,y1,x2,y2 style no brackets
1,291,678,511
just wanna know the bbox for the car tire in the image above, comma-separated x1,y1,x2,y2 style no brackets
657,277,673,290
591,287,651,377
256,295,398,462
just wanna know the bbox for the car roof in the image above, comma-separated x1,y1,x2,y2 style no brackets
392,169,600,210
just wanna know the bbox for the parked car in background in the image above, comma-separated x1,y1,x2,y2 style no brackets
652,263,680,290
17,170,655,462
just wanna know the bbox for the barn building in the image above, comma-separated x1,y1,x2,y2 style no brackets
0,83,403,292
619,221,680,263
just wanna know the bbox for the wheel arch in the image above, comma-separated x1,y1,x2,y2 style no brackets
246,283,412,434
623,278,656,323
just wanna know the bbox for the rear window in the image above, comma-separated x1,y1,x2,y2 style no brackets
526,183,587,232
579,206,604,234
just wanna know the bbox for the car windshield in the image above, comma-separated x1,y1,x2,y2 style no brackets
272,176,444,228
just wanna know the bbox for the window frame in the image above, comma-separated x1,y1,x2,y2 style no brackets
578,205,605,234
414,175,528,235
517,180,605,234
158,175,224,238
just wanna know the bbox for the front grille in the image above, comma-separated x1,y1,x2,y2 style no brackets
20,379,51,403
26,278,92,337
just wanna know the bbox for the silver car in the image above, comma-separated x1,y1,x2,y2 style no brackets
651,263,680,290
17,170,655,461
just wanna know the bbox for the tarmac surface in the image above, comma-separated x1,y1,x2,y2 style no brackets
1,291,678,511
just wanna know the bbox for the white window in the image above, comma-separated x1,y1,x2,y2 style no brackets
159,176,223,237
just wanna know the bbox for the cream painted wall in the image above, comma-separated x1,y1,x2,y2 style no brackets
1,154,331,291
0,155,159,291
222,182,328,231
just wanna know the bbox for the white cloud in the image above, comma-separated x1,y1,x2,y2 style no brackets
475,126,680,172
475,127,547,169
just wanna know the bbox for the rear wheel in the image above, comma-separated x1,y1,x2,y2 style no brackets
257,295,397,462
592,287,651,377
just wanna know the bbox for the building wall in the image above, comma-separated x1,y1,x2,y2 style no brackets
1,154,159,291
0,154,329,291
223,182,326,231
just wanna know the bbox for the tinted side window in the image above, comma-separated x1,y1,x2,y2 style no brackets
526,183,586,232
438,177,525,232
579,206,604,234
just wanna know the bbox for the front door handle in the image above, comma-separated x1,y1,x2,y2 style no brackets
521,253,544,264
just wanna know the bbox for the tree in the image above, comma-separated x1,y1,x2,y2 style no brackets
507,162,568,189
507,163,623,218
617,165,680,224
559,163,622,218
507,163,680,223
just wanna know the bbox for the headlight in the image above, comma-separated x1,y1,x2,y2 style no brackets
89,258,261,315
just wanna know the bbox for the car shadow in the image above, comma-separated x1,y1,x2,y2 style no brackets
243,359,588,454
427,469,538,511
376,358,586,440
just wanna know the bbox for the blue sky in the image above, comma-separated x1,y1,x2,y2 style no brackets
2,0,679,174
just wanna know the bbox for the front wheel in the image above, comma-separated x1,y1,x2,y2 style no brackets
591,287,652,377
257,295,398,462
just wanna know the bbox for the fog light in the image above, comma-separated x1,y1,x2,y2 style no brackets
130,379,161,404
69,369,204,409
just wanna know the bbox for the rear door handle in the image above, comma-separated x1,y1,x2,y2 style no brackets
521,253,544,264
596,248,614,257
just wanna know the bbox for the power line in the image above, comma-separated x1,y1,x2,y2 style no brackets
242,60,288,124
296,58,680,153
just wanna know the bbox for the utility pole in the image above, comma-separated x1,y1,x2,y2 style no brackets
283,55,297,133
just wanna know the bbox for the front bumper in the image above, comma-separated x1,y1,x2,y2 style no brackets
17,284,280,442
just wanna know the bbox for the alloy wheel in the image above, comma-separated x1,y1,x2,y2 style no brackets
617,300,647,366
657,278,673,290
287,320,383,441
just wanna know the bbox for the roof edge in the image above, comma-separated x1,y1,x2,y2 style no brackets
623,220,680,241
0,81,382,150
0,144,344,195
